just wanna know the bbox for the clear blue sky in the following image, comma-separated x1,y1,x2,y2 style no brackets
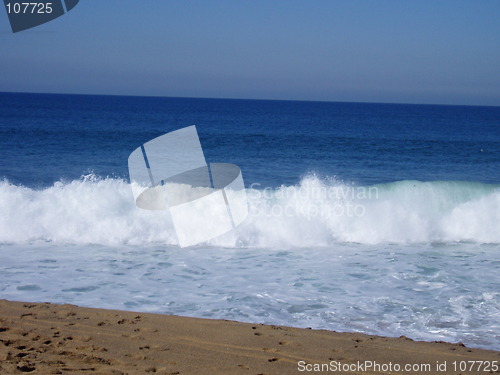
1,0,499,105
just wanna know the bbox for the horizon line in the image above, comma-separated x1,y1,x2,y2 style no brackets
1,90,498,109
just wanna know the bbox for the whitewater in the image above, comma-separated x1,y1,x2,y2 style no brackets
244,177,500,246
1,175,499,350
1,175,499,246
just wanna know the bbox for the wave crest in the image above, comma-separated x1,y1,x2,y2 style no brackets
0,176,499,247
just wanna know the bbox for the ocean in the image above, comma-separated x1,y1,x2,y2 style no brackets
0,92,499,350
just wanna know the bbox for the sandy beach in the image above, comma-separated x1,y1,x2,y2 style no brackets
0,299,498,374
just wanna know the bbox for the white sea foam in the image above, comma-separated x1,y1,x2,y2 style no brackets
1,242,498,350
1,175,499,350
0,176,499,247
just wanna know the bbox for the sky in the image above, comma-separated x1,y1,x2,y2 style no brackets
0,0,499,106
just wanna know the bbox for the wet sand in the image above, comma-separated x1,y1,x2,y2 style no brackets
0,299,498,374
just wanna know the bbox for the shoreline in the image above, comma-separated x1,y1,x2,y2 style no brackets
0,299,498,374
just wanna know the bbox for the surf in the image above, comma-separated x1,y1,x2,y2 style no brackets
0,175,498,247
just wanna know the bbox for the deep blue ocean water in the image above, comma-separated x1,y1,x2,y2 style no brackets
1,92,499,188
0,92,499,350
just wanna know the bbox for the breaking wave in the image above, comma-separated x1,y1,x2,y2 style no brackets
0,175,499,247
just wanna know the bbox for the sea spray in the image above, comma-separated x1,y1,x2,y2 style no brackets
0,175,499,247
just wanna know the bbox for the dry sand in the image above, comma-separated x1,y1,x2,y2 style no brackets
0,299,498,374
